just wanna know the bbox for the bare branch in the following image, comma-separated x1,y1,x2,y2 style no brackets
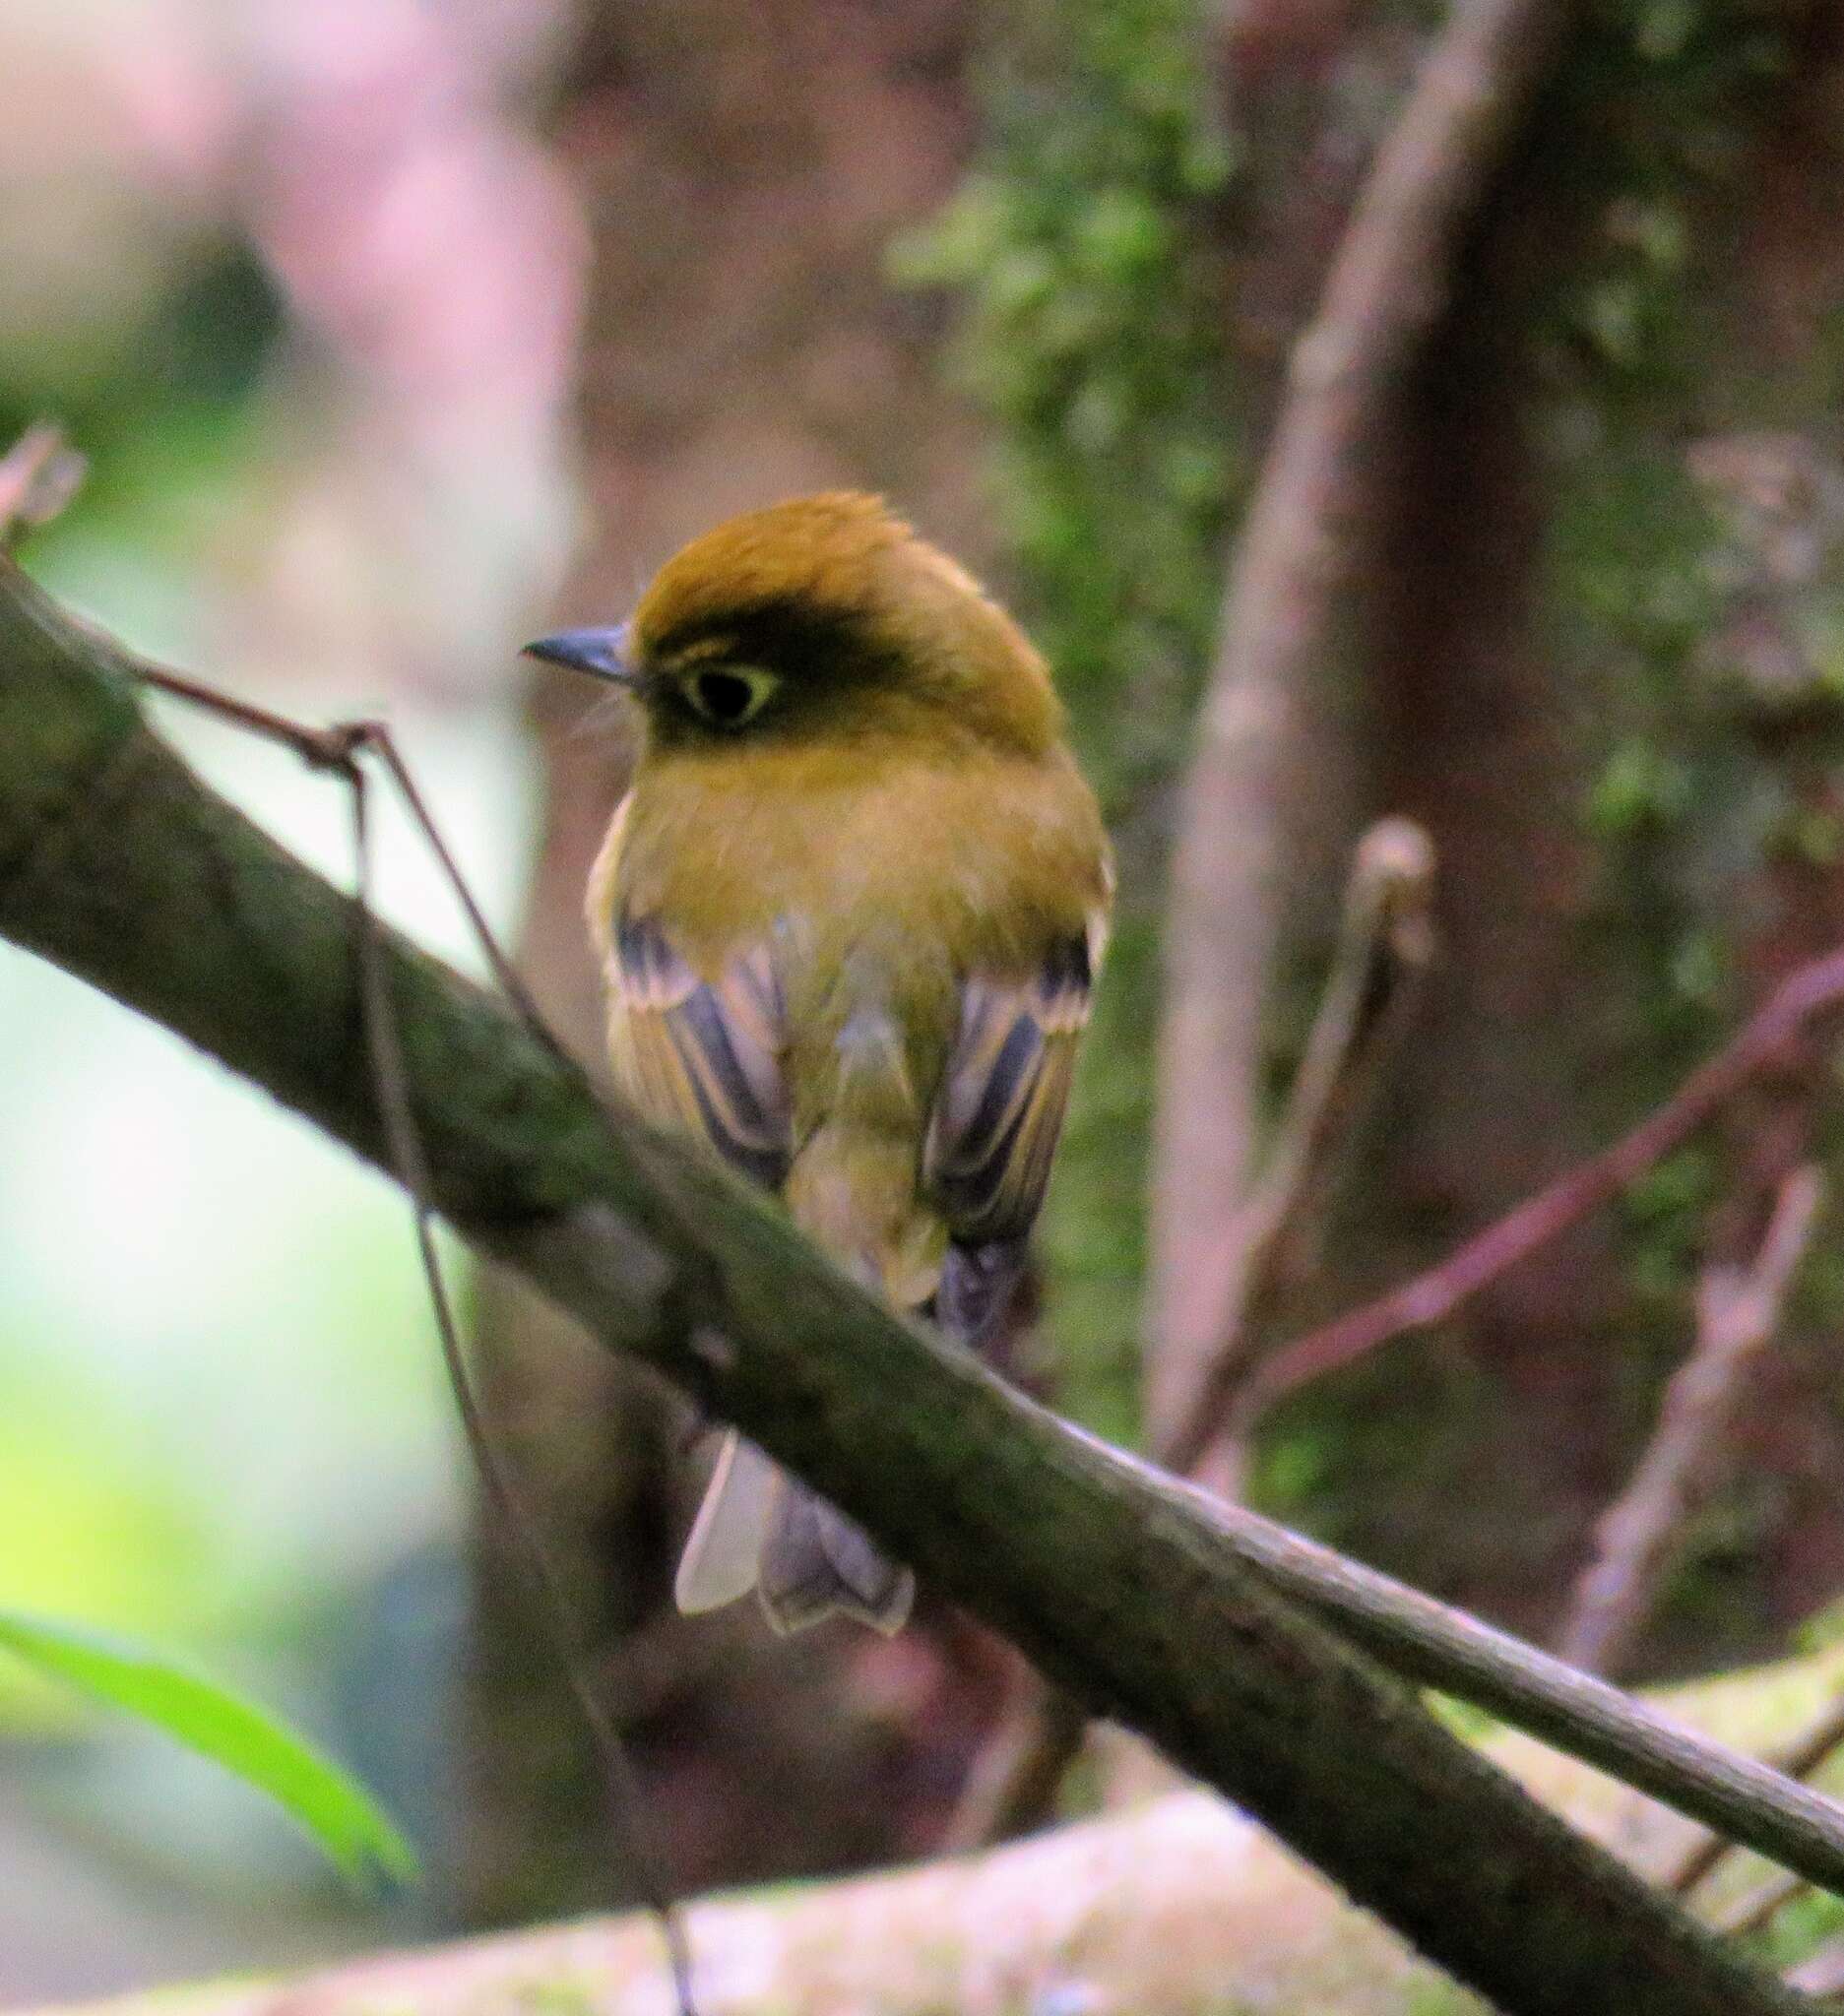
1560,1166,1824,1678
1673,1689,1844,1897
1161,816,1435,1483
1154,0,1568,1428
29,1640,1844,2016
25,1666,1839,2016
1209,1483,1844,1904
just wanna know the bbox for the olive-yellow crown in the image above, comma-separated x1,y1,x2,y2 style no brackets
621,493,1064,755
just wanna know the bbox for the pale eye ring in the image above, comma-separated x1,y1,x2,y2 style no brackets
683,663,778,727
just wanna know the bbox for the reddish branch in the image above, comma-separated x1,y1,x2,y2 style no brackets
1223,943,1844,1433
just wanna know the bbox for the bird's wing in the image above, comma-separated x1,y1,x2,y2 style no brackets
923,923,1101,1247
604,910,791,1188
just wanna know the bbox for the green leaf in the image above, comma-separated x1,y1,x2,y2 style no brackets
0,1606,415,1887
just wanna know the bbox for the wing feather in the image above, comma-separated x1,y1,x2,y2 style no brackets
605,912,791,1187
924,926,1098,1245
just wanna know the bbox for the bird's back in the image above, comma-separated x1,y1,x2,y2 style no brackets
594,726,1107,1307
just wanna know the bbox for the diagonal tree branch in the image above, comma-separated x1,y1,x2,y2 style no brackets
1674,1691,1844,1898
0,556,1815,2016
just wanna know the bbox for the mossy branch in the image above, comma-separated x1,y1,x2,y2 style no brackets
0,554,1813,2016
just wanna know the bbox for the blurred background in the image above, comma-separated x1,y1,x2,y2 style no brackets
4,0,1844,2001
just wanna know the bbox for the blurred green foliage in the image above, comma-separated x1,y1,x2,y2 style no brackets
2,236,282,593
892,0,1236,814
1544,0,1802,1148
0,1370,210,1721
0,1609,413,1888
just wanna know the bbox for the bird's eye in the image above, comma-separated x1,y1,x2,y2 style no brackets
683,664,778,728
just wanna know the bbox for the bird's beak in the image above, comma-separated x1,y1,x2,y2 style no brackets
522,622,636,684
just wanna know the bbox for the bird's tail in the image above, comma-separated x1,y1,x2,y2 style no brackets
672,1238,1022,1635
673,1429,914,1635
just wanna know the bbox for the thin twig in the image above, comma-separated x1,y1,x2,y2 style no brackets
1672,1690,1844,1897
1559,1166,1823,1678
954,1426,1844,1881
344,753,695,2016
1162,816,1435,1482
135,665,558,1045
1235,942,1844,1423
133,662,365,772
135,665,696,2016
1198,1486,1844,1901
359,728,556,1043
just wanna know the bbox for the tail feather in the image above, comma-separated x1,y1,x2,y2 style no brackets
673,1431,778,1615
673,1238,1021,1636
935,1236,1026,1352
758,1480,914,1636
673,1429,914,1634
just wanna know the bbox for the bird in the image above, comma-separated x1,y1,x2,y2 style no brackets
526,493,1111,1634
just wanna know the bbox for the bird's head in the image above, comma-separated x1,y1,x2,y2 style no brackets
525,493,1062,757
